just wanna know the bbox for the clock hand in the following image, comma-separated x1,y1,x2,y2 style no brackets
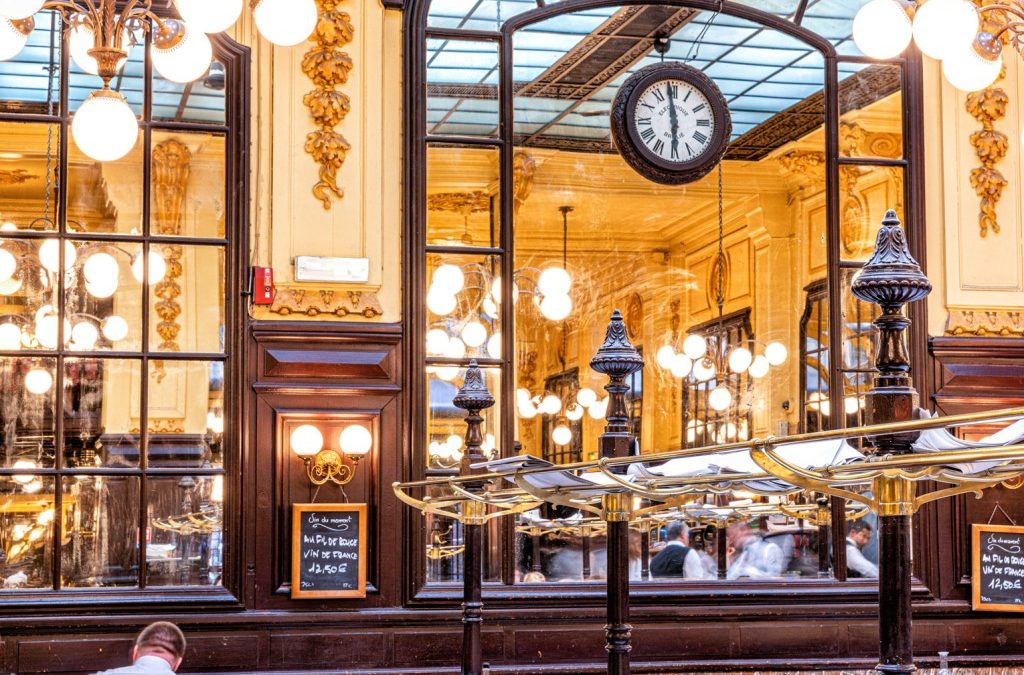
667,83,679,158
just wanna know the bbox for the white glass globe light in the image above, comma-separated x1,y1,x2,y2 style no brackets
446,434,463,451
12,459,36,483
537,266,572,296
86,276,119,299
102,315,129,342
151,23,213,84
425,328,449,355
516,388,531,405
0,247,15,281
656,344,676,369
83,252,119,286
0,15,30,61
431,263,465,295
588,397,608,420
435,365,459,382
461,320,487,348
482,296,498,319
691,360,716,382
72,89,139,162
0,221,15,231
0,322,20,350
38,238,76,273
670,353,693,378
765,341,789,366
486,331,501,358
852,0,913,60
0,0,42,19
174,0,244,33
339,424,373,457
565,404,584,421
24,367,51,395
518,400,538,419
490,276,502,301
728,347,753,373
844,396,861,416
289,423,323,457
71,321,98,350
575,387,597,408
551,425,572,446
426,288,457,316
131,250,167,284
70,25,128,76
35,313,70,349
253,0,318,47
942,42,1002,92
443,336,466,359
539,293,572,321
682,334,707,360
748,354,770,379
0,276,20,295
912,0,978,60
540,394,561,416
709,385,733,412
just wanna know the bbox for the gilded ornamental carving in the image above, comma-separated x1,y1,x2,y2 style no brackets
268,284,383,318
946,308,1024,336
152,138,191,352
966,78,1008,238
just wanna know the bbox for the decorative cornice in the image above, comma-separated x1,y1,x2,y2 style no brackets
0,169,37,185
945,308,1024,336
302,0,355,210
268,284,383,319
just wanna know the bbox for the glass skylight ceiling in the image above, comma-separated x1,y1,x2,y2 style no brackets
427,0,873,145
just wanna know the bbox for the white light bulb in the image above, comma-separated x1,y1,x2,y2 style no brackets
289,423,323,457
38,238,76,273
576,387,597,408
912,0,978,60
517,400,538,419
0,247,15,281
443,336,466,359
942,41,1002,92
490,277,502,302
0,221,16,231
0,0,41,19
0,15,30,60
539,293,572,321
728,347,753,373
71,321,98,350
765,341,788,366
516,388,531,406
211,474,224,502
0,322,19,350
83,252,119,286
852,0,913,59
101,315,129,342
425,328,449,355
253,0,317,47
551,425,572,446
0,276,20,295
670,353,693,378
72,89,139,162
461,320,487,348
12,459,36,483
174,0,244,33
540,394,561,416
565,404,584,421
131,250,167,284
446,433,463,451
537,266,571,296
692,360,716,382
426,288,457,316
656,344,676,369
588,397,608,420
483,296,498,319
339,424,372,456
35,313,69,349
682,334,707,360
70,24,128,76
748,355,770,379
844,396,860,416
206,410,224,434
709,385,733,412
152,22,213,83
431,264,465,295
435,365,459,381
24,367,51,395
486,331,501,358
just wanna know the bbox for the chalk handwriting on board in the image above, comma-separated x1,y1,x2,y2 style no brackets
986,533,1023,554
308,512,352,533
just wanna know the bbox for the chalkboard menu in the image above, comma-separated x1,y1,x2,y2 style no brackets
972,523,1024,612
291,503,367,599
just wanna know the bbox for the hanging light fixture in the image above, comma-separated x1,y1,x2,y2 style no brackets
852,0,1019,92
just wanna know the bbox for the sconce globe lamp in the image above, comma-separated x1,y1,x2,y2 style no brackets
290,422,373,487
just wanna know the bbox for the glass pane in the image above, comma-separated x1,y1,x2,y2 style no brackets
0,356,56,469
427,0,538,31
0,475,55,589
840,64,902,159
0,11,62,114
146,360,223,468
66,241,143,353
152,61,226,125
426,366,501,470
149,244,224,354
427,38,498,137
0,121,59,232
0,237,66,351
150,131,226,239
68,46,144,116
146,475,224,586
65,358,142,469
800,282,830,434
425,253,502,361
839,164,904,262
426,145,499,248
67,130,144,235
62,475,139,588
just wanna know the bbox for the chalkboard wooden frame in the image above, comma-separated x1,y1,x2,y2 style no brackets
972,523,1024,612
291,503,368,599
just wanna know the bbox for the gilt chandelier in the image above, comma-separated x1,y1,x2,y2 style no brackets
0,0,319,162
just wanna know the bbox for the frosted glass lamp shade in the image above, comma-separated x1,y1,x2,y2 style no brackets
682,334,707,360
425,328,449,355
0,0,43,20
0,15,31,61
131,251,167,284
537,266,572,296
748,355,770,379
551,425,572,446
290,424,324,457
152,22,213,84
709,385,733,412
539,293,572,321
912,0,978,60
174,0,244,33
852,0,913,59
575,387,597,408
728,347,753,373
765,341,788,366
83,252,119,286
656,344,676,369
253,0,318,47
101,315,129,342
38,238,76,273
0,247,15,282
942,41,1002,92
71,321,99,349
24,367,52,395
340,424,373,457
72,89,139,162
431,264,465,295
461,320,487,348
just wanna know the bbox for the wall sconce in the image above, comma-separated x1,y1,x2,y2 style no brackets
289,422,373,486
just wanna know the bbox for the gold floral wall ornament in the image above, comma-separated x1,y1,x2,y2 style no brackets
513,151,537,217
945,308,1024,336
268,284,383,318
966,80,1009,238
302,0,355,210
152,138,191,352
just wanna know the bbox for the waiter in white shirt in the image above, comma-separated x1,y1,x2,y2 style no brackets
649,521,705,579
845,520,879,578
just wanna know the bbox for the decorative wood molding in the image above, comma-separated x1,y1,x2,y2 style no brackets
426,192,489,215
268,284,383,319
152,138,191,352
945,308,1024,336
301,0,355,210
0,169,36,185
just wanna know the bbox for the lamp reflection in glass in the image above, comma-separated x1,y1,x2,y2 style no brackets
290,421,373,487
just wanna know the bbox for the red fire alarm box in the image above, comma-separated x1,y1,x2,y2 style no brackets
251,266,274,305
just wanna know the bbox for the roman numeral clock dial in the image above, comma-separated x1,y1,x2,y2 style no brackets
610,62,732,185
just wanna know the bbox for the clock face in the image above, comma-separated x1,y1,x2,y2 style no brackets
611,62,732,185
633,79,715,164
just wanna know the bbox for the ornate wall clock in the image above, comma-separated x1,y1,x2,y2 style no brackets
611,62,732,185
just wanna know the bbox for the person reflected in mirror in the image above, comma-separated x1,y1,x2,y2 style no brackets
845,519,879,578
726,522,785,579
95,621,186,674
649,521,704,579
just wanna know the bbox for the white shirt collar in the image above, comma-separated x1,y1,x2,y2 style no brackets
135,655,175,673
